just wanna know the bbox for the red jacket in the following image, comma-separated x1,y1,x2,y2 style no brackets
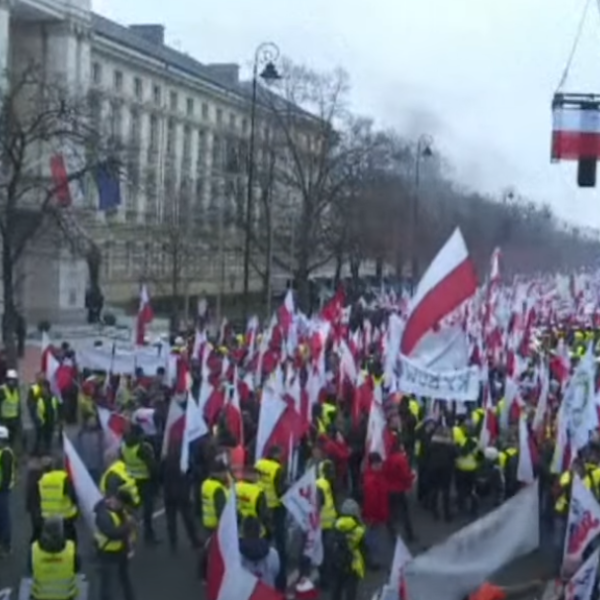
384,451,414,494
362,467,389,524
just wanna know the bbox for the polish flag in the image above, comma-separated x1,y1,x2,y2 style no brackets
277,289,295,336
40,331,53,373
207,491,283,600
255,385,303,463
552,106,600,161
49,154,73,206
135,284,154,345
400,228,478,357
97,406,129,451
63,434,102,532
180,394,208,472
161,398,186,457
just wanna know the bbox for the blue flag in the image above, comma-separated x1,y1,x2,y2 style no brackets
95,161,121,211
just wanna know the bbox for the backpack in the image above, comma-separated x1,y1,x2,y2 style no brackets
330,529,353,574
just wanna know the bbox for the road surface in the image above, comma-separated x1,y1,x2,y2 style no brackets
0,465,547,600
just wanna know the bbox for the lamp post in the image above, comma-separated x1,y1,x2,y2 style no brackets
410,134,433,293
242,42,281,319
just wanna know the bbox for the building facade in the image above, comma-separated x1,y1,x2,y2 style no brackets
2,0,289,323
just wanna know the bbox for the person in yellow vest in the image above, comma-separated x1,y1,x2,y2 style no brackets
28,517,80,600
199,461,229,583
200,461,229,534
37,457,78,543
0,370,21,448
235,467,268,536
27,373,45,423
100,449,141,509
255,445,287,591
331,499,367,600
94,489,137,600
452,417,479,516
498,437,520,499
0,426,15,556
34,381,61,455
120,424,159,545
316,459,337,587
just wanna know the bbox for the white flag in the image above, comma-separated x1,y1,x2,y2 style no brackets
282,466,323,566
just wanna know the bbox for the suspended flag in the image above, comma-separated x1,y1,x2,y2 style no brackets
96,160,122,211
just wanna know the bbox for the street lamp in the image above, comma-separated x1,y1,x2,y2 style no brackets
242,42,281,319
410,134,433,293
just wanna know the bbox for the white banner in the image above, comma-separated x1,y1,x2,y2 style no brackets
398,355,480,401
76,343,169,375
404,482,540,600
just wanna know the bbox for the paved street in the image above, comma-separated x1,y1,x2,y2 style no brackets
0,463,548,600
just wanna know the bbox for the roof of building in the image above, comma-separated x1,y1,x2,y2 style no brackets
90,12,314,121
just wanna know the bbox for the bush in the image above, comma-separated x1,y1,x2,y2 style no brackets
37,320,51,333
102,313,117,327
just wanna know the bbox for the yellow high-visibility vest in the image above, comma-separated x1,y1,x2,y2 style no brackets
316,477,337,529
100,460,140,506
31,540,77,600
452,426,477,471
94,509,125,552
38,471,77,519
334,516,366,578
121,443,150,481
0,385,19,419
255,458,281,508
201,478,228,529
235,481,262,519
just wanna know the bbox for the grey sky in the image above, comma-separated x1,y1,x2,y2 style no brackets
95,0,600,228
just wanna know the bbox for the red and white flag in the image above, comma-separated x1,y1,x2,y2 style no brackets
389,535,412,600
63,434,102,532
562,474,600,574
281,466,323,566
400,228,477,357
135,284,154,345
564,548,599,600
552,106,600,161
97,406,128,451
206,491,282,600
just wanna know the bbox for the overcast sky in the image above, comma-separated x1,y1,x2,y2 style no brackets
94,0,600,228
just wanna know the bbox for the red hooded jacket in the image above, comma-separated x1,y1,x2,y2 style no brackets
383,450,414,494
362,466,389,524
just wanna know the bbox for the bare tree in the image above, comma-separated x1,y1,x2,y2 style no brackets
0,66,116,363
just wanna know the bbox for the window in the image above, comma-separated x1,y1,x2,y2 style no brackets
229,113,236,129
201,102,209,119
216,108,223,125
166,119,175,154
183,126,192,164
149,114,159,151
169,91,178,111
212,136,222,169
109,102,122,140
153,85,161,106
113,70,123,92
130,109,141,144
92,62,102,85
197,130,207,169
134,77,143,100
186,97,194,117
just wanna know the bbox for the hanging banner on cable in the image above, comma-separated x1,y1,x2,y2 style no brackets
398,355,480,401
